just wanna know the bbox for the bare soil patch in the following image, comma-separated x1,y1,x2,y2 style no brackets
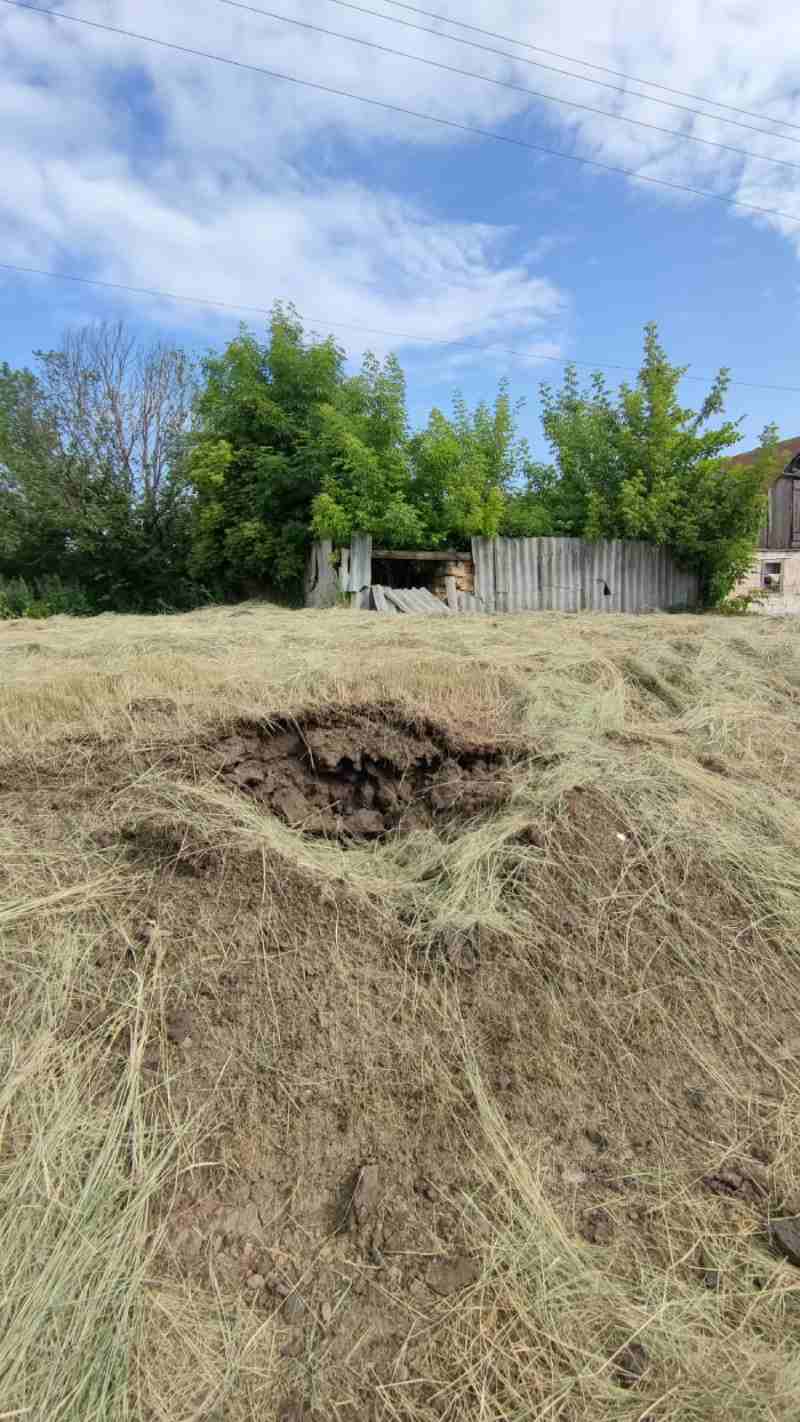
210,704,514,837
5,610,800,1420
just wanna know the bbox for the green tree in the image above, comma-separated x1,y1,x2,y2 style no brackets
534,323,779,602
310,352,425,548
0,323,198,612
0,362,65,573
189,308,423,592
188,308,341,593
408,382,538,545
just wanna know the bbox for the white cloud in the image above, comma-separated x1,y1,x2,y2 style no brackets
1,0,799,373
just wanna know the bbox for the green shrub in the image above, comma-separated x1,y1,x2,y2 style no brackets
713,589,768,616
0,574,96,620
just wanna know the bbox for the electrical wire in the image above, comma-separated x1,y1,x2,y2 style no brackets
317,0,800,148
362,0,800,136
3,0,800,226
3,260,800,394
208,0,800,174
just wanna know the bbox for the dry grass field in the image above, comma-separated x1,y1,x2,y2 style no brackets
3,601,800,1421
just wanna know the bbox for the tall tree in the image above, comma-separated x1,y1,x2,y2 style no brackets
189,307,423,592
533,323,780,602
1,322,197,610
310,352,425,549
408,382,534,545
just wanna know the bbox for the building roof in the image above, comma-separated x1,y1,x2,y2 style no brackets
728,435,800,471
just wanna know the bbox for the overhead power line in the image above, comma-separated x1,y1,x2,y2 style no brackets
365,0,800,136
319,0,800,149
3,1,800,227
3,260,800,395
210,0,800,175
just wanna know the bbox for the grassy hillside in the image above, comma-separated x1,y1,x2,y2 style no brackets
2,603,800,1420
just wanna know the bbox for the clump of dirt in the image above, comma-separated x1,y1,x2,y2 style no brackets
210,704,514,837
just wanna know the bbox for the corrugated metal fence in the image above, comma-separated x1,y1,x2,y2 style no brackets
305,534,698,612
471,537,698,613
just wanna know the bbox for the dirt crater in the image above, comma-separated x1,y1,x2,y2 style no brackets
210,705,515,837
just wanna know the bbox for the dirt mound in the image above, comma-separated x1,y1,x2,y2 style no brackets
211,705,513,836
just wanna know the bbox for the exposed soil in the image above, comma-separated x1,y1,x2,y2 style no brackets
7,636,800,1420
209,705,515,837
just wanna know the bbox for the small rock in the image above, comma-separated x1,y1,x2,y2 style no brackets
282,1292,306,1324
614,1341,649,1389
246,1273,265,1291
581,1208,613,1245
321,1299,333,1324
770,1216,800,1267
426,1254,481,1296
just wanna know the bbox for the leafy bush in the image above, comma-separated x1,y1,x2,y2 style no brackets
0,574,96,619
713,589,769,616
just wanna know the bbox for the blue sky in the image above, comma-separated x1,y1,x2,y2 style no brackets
3,0,800,462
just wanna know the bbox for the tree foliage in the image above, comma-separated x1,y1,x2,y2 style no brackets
0,322,197,611
533,323,779,602
0,313,783,613
188,307,425,592
409,385,524,544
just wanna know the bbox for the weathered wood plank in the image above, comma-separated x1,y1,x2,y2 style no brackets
372,548,471,562
445,576,458,612
304,540,338,608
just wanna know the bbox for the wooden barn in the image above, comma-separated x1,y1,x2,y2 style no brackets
730,436,800,596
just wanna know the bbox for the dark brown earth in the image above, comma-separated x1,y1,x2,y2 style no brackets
209,705,515,837
6,689,800,1419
